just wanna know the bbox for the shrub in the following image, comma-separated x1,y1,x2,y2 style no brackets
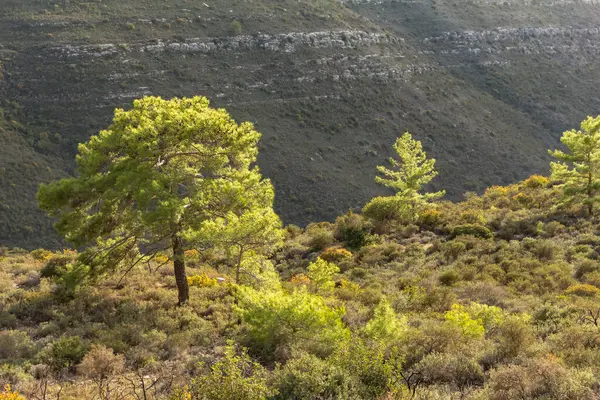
289,274,310,286
187,273,217,288
438,269,460,286
523,174,549,188
40,336,87,371
40,251,76,278
307,259,339,292
319,247,352,264
441,240,466,262
575,260,600,280
542,221,565,236
349,267,367,279
364,297,408,342
273,351,346,400
0,331,34,360
236,287,349,362
418,208,444,229
418,352,484,392
191,342,275,400
459,210,486,225
334,212,368,249
305,225,335,251
30,249,53,262
444,304,485,339
494,315,534,360
451,224,493,239
79,345,125,399
362,196,404,223
0,385,25,400
564,284,600,297
229,20,243,35
485,356,595,400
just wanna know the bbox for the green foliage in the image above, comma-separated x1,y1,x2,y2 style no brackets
274,341,403,400
37,96,274,303
39,336,88,371
444,304,485,339
451,223,493,239
191,206,284,284
236,287,349,362
229,20,243,35
550,115,600,215
438,269,460,286
334,211,369,249
0,331,34,361
187,273,217,288
418,352,484,392
364,296,408,342
304,224,335,251
361,196,405,223
564,284,600,297
368,132,445,223
273,351,348,400
307,258,339,292
39,251,75,278
190,342,275,400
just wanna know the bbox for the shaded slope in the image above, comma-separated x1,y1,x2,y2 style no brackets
1,0,600,248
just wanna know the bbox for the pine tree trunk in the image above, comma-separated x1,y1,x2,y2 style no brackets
172,235,189,305
235,245,244,284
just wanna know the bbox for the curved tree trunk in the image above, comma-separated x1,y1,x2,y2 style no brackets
172,235,189,305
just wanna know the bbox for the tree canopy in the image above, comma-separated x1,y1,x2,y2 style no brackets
550,115,600,215
363,132,444,223
37,96,280,304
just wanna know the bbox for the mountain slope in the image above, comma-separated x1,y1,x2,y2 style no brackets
1,0,600,248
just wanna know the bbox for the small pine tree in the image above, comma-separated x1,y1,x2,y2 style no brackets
307,258,340,292
549,115,600,216
364,296,408,342
365,132,444,222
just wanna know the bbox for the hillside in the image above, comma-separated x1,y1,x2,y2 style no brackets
2,175,600,399
2,0,600,248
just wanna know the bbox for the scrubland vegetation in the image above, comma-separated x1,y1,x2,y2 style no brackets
2,98,600,399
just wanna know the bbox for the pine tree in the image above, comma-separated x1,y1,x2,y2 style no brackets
38,96,275,304
549,115,600,216
364,132,444,222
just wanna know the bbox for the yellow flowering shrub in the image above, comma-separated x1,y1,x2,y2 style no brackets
187,273,217,288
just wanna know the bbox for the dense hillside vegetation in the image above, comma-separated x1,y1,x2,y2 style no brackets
2,97,600,398
3,169,600,399
2,0,600,247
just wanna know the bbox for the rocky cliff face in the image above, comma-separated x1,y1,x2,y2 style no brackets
1,0,600,248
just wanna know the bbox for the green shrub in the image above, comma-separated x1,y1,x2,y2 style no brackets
40,253,74,278
273,351,346,400
451,224,493,239
438,269,460,286
334,212,368,249
418,352,484,392
236,287,349,362
229,19,243,35
418,208,445,229
305,224,335,251
190,342,275,400
40,336,88,371
0,331,34,360
362,196,404,223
